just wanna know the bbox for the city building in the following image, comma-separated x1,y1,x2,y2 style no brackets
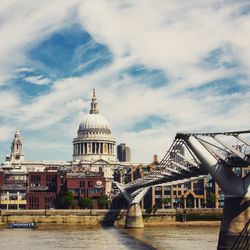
117,143,131,162
120,155,225,209
65,171,106,209
0,89,238,210
0,89,127,209
26,170,60,209
0,169,26,209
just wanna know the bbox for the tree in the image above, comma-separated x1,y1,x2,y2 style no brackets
97,195,110,209
61,191,75,209
162,198,171,208
79,197,93,209
208,192,218,207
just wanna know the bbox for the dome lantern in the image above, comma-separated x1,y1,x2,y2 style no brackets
90,88,99,114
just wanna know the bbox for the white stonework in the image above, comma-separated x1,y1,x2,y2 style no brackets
0,90,122,197
10,128,24,163
73,89,116,162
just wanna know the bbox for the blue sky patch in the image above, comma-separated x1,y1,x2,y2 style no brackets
239,4,250,16
187,76,248,95
28,24,113,79
201,47,239,70
130,115,166,132
120,64,168,88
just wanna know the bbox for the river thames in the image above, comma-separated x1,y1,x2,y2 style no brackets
0,225,219,250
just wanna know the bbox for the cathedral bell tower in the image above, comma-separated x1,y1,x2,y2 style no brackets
10,128,24,163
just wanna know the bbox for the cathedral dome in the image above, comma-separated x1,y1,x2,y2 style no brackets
73,89,116,163
79,113,110,131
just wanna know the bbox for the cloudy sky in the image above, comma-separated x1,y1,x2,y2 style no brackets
0,0,249,163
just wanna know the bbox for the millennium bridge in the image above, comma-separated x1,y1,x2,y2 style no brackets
114,130,250,249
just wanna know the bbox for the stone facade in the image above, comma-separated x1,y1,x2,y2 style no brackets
73,89,116,162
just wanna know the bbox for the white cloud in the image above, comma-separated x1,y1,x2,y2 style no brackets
78,0,250,80
15,67,33,73
0,91,19,108
0,0,81,83
25,75,51,85
0,125,15,142
0,0,249,162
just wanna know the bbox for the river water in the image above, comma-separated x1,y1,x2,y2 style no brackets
0,225,219,250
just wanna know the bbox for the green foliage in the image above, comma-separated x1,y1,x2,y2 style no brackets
210,193,217,202
207,192,218,207
162,198,171,205
97,195,110,209
61,191,75,209
79,197,93,209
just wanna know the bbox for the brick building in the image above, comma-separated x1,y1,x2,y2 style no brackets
66,172,106,209
26,171,60,209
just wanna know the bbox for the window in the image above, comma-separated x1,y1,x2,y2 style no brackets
88,181,93,188
80,181,84,187
46,175,51,181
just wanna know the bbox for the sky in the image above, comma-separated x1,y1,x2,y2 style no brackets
0,0,249,163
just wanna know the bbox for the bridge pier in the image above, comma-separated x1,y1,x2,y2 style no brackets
218,195,250,249
183,134,250,249
125,203,144,228
113,182,150,228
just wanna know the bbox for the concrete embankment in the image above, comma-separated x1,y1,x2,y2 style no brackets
0,208,222,227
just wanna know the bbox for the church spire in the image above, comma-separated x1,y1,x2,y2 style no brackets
90,88,99,114
10,127,24,163
15,127,20,137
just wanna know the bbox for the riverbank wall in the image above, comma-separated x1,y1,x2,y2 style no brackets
0,208,222,226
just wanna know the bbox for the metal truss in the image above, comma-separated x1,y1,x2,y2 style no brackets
118,130,250,194
176,130,250,167
123,138,206,192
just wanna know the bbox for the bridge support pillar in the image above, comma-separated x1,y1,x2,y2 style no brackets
125,203,144,228
217,195,250,249
113,182,150,228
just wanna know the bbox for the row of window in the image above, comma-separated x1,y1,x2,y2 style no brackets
29,196,39,202
45,196,55,203
29,196,55,203
30,175,57,182
79,180,94,188
70,188,103,194
46,175,57,181
30,175,41,182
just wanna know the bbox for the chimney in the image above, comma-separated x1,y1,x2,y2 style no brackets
153,154,158,162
